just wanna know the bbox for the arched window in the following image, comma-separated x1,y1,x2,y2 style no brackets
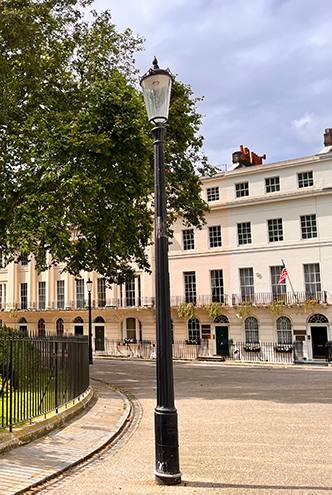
188,317,200,342
19,317,27,335
276,316,292,345
214,315,229,324
38,318,45,336
94,316,105,323
244,317,259,344
73,316,84,336
308,314,329,324
126,318,136,341
56,318,64,335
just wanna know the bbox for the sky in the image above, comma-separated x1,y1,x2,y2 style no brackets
91,0,332,169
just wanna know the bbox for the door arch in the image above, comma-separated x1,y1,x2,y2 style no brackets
214,315,229,356
308,314,329,359
19,317,28,335
73,316,84,336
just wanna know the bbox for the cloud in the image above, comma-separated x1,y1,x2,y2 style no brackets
92,0,332,166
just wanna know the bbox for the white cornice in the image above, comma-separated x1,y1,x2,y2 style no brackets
169,238,332,260
208,187,332,210
202,153,332,182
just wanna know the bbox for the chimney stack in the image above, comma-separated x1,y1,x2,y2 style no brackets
324,128,332,147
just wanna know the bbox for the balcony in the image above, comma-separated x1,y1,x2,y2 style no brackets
231,291,328,306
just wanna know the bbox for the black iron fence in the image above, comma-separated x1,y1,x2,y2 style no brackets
95,338,300,363
326,342,332,363
0,328,89,431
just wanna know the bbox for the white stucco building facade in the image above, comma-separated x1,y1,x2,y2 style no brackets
1,129,332,362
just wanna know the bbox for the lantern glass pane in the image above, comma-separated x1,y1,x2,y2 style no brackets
141,73,172,124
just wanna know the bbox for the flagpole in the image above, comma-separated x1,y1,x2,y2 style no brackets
281,259,299,304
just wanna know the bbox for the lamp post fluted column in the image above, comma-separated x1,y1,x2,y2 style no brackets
140,58,181,485
153,123,181,485
87,278,93,365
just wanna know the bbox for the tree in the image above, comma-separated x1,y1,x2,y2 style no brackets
0,0,214,284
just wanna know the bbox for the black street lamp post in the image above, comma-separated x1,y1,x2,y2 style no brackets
140,58,181,486
86,278,93,365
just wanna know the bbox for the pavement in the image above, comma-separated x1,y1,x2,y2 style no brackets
0,379,130,494
0,357,331,495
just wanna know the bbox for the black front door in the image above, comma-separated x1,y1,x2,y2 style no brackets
95,326,105,351
75,325,84,336
216,326,229,356
311,326,327,358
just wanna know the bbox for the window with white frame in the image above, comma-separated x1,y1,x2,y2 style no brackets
21,283,28,310
276,316,292,345
209,226,222,248
211,270,224,303
20,255,28,266
38,281,46,310
303,263,321,297
126,317,136,341
137,275,142,306
0,284,5,309
57,280,65,310
182,229,195,251
207,187,219,202
56,318,64,335
184,271,196,304
268,218,283,242
270,266,286,298
235,182,249,198
300,214,317,239
76,279,84,309
244,317,259,344
187,317,200,342
125,280,136,307
97,278,106,307
298,171,313,188
240,268,254,301
237,222,252,245
265,176,280,193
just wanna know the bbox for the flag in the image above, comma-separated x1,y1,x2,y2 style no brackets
278,264,288,285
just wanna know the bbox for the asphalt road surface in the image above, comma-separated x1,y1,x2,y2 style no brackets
40,358,332,495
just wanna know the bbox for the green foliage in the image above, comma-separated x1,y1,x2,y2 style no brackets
0,327,41,390
236,301,252,319
177,302,195,319
205,302,223,319
0,0,214,284
270,300,284,317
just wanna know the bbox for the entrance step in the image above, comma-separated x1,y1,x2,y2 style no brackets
197,356,227,362
295,359,329,366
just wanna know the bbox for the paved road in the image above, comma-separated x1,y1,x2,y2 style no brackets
41,358,332,494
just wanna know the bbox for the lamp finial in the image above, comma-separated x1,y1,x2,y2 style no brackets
152,56,159,69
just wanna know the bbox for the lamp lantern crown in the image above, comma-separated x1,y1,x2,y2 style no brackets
86,278,93,293
140,57,173,125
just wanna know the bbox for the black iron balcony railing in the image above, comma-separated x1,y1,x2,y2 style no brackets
231,291,327,306
2,290,328,313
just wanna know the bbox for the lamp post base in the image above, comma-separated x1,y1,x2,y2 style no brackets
154,407,181,485
154,470,182,486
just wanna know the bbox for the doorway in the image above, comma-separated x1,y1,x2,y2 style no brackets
311,326,327,358
215,326,229,356
74,325,84,336
95,326,105,351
